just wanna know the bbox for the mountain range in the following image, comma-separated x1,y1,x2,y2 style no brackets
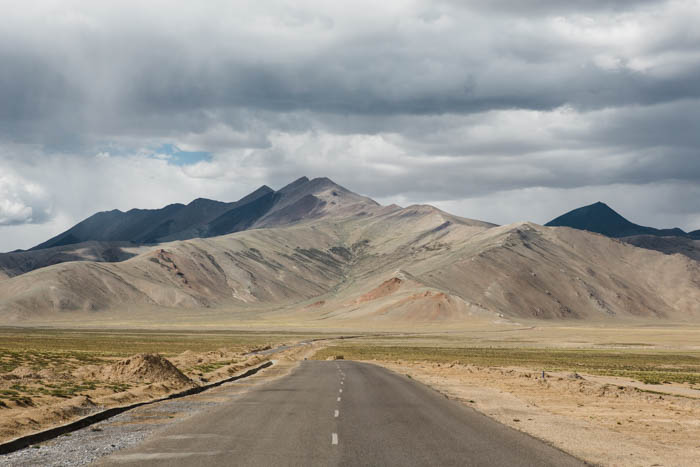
0,177,698,326
32,176,376,250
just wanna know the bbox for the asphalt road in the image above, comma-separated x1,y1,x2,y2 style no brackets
97,361,585,467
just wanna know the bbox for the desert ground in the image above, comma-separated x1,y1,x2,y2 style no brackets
2,323,699,466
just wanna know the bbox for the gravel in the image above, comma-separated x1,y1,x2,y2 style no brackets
1,395,220,466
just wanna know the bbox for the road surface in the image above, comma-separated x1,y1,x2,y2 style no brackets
97,361,585,466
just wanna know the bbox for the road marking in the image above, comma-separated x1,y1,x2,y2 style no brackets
339,388,343,393
334,409,339,418
337,396,341,401
332,433,338,445
341,381,344,385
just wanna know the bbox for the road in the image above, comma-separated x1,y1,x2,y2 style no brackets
97,361,585,466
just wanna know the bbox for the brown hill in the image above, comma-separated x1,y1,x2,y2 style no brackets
0,182,698,326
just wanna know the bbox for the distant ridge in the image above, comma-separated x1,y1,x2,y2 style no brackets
546,202,691,238
31,177,377,251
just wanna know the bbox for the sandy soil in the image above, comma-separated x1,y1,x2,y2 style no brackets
0,349,269,444
372,360,700,467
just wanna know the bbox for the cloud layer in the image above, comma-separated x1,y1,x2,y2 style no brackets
1,1,699,250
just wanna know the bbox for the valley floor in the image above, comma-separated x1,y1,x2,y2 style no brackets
2,324,700,466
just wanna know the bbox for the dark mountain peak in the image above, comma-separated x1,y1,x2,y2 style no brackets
278,176,310,194
30,176,380,251
582,201,618,214
187,197,226,207
546,202,645,237
546,202,689,239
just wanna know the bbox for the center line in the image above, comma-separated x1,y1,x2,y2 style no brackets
337,396,341,401
332,433,338,445
334,409,339,418
339,388,343,393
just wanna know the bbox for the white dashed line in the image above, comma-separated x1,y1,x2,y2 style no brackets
341,381,344,385
337,397,341,401
334,409,339,418
339,388,343,393
332,433,338,445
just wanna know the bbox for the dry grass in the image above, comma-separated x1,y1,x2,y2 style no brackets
0,327,317,357
0,327,323,416
313,343,700,385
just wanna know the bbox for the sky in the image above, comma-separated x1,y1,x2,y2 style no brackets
1,0,699,251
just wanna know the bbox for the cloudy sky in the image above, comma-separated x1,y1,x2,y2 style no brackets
1,0,699,251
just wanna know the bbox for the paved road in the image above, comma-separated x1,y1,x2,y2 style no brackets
97,361,585,466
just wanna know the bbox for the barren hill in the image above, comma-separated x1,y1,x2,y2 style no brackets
1,180,699,326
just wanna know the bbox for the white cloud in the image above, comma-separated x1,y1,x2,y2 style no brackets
0,171,51,226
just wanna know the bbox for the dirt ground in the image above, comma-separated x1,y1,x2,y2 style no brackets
372,360,700,467
0,348,270,444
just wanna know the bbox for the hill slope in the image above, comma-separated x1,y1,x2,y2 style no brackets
1,199,699,325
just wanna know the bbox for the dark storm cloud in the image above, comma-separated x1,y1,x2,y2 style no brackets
1,0,699,142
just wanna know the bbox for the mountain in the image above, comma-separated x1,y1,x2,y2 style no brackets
30,187,269,250
0,177,378,279
546,202,689,238
1,178,699,326
1,184,699,326
30,176,378,252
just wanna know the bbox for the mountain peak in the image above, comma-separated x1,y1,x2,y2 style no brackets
187,197,226,207
546,202,640,237
30,176,382,251
278,176,310,194
546,202,688,238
